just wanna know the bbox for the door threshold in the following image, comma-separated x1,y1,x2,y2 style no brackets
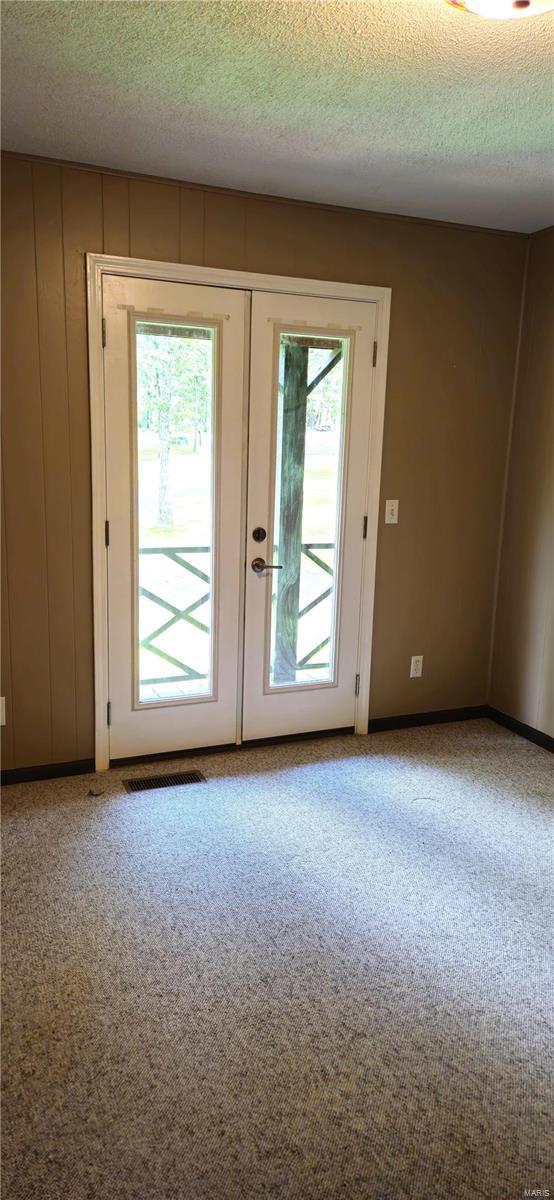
111,742,238,768
110,726,354,769
241,726,354,748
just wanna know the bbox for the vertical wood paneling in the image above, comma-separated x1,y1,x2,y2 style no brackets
368,223,527,717
179,187,204,264
536,592,553,736
245,199,295,276
204,192,246,270
102,174,130,256
470,233,523,677
0,153,531,767
129,179,180,262
61,166,103,758
291,205,356,283
490,228,554,736
33,162,78,761
1,473,15,770
1,158,52,765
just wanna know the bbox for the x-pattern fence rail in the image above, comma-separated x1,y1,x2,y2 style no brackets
139,543,334,687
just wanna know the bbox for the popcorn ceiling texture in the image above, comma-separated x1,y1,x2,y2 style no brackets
2,0,552,232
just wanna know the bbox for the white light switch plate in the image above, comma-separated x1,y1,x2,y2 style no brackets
385,499,399,524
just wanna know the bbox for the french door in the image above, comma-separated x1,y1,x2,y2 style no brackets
242,291,375,739
102,274,377,760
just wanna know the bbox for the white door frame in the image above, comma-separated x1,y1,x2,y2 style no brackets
87,253,391,770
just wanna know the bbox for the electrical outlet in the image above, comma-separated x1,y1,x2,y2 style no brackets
410,655,423,678
385,499,399,524
0,697,5,726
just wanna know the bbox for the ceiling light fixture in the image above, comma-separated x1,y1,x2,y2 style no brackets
446,0,554,16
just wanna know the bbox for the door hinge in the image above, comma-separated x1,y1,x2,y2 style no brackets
107,700,112,727
104,519,110,547
355,673,360,697
363,515,368,540
372,340,377,367
102,317,107,348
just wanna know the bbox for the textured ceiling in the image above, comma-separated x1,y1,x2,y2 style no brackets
2,0,553,231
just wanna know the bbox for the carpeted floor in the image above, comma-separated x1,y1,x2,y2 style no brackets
2,719,552,1200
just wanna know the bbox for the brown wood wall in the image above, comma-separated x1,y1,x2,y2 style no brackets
490,227,554,737
1,153,527,769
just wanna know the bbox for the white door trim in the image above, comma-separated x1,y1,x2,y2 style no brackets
87,253,391,770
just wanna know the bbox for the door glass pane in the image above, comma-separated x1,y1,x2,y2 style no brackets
269,331,349,688
135,321,215,704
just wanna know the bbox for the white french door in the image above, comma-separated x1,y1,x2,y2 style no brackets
242,291,375,739
103,275,247,758
101,273,378,761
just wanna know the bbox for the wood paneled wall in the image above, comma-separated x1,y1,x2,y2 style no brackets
490,227,554,737
1,153,527,769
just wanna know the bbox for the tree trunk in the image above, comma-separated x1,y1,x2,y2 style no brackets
158,394,172,528
273,342,309,683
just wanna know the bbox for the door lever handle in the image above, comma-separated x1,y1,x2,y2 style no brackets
251,557,283,574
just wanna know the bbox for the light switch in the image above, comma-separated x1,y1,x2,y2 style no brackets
385,499,399,524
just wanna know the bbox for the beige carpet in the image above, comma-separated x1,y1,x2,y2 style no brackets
2,719,552,1199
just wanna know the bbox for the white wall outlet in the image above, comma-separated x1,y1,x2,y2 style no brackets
0,697,5,726
410,655,423,678
385,499,399,524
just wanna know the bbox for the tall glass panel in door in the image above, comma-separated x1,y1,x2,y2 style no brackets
269,331,350,688
134,321,216,704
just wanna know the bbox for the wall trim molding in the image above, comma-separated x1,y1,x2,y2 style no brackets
368,705,488,731
1,759,95,786
368,704,553,752
87,252,393,303
486,706,553,753
2,705,550,784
